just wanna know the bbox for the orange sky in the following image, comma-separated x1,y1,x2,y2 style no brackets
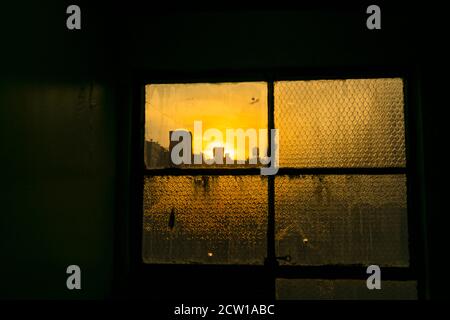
145,82,268,160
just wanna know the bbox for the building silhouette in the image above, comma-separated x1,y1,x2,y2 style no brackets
144,140,169,168
144,131,264,168
212,146,225,164
250,147,259,164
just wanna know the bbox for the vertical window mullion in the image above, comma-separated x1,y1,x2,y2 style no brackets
265,81,277,298
266,81,276,263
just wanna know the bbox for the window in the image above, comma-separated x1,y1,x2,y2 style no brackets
144,82,267,169
141,78,417,299
143,82,269,264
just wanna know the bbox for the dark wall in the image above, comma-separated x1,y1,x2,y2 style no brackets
1,1,448,299
0,2,117,299
0,80,116,299
127,9,411,71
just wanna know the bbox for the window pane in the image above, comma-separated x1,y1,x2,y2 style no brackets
274,78,406,168
275,175,409,266
145,82,268,168
276,279,417,300
143,176,268,264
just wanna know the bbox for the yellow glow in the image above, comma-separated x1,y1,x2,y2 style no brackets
145,82,268,163
203,140,236,160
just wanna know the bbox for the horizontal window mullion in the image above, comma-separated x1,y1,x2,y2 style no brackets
276,266,415,281
143,167,407,177
275,167,407,175
143,168,264,176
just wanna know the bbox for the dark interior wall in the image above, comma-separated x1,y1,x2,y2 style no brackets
0,2,117,299
126,8,412,71
1,2,448,299
0,80,116,299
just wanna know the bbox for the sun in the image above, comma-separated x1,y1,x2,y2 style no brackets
203,140,236,160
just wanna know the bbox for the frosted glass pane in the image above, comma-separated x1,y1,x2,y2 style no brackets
276,279,417,300
145,82,267,168
275,175,409,266
274,78,406,168
143,176,268,264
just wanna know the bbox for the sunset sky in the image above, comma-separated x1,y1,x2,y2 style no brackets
145,82,268,160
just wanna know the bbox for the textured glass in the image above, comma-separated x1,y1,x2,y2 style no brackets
274,78,406,168
276,279,417,300
145,82,267,168
275,175,409,266
143,176,268,264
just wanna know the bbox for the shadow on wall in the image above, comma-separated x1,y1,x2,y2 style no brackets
0,79,116,299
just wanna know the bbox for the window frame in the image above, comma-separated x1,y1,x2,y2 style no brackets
126,68,428,299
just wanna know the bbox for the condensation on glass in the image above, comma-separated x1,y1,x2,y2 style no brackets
275,175,409,266
274,78,406,168
142,176,268,264
144,82,267,169
142,78,411,278
276,279,417,300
